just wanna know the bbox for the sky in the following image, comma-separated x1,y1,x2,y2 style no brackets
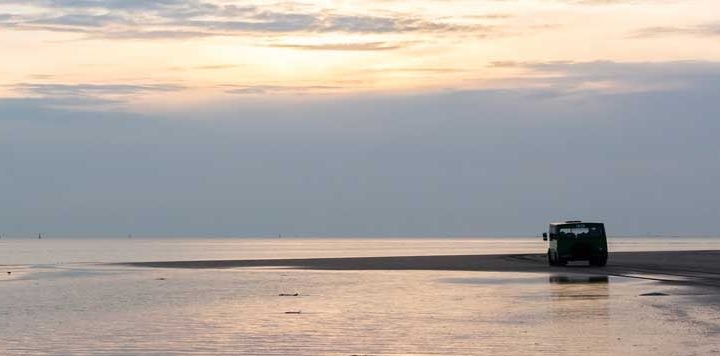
1,0,719,237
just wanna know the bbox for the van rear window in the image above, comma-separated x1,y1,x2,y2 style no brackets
557,224,603,238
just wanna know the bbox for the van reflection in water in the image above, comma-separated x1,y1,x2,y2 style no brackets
548,274,610,301
549,275,610,284
546,274,611,353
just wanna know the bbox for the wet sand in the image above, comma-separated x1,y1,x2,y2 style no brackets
4,248,719,354
122,250,720,287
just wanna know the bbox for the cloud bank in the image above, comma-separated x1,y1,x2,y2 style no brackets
0,0,494,39
2,60,719,236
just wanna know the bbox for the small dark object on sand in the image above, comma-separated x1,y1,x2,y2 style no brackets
155,277,167,281
640,292,668,296
279,293,299,296
284,311,302,314
7,271,10,275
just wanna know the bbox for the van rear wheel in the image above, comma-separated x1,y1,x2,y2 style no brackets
590,256,607,267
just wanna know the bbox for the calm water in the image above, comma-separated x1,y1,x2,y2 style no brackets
1,237,720,355
1,236,720,265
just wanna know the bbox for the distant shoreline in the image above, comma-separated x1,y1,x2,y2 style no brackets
3,235,720,239
119,250,720,288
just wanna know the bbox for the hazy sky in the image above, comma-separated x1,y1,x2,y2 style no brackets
1,0,719,236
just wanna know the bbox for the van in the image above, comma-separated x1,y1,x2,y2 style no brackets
543,221,608,266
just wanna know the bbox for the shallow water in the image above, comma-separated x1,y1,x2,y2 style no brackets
2,265,719,355
1,236,720,265
1,238,720,355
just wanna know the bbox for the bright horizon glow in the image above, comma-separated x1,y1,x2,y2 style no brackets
2,0,720,109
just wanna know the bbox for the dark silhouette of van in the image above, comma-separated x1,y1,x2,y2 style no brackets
542,221,608,266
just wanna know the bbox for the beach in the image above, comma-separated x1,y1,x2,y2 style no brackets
2,239,720,355
6,0,720,352
124,250,720,288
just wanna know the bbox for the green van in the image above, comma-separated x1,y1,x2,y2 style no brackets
542,221,608,266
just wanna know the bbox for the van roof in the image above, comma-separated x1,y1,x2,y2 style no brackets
550,221,604,226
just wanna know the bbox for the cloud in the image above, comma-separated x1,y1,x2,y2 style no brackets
12,83,185,97
517,60,720,82
163,13,491,36
28,74,55,80
3,71,720,236
631,23,720,38
0,97,122,116
194,64,241,70
488,60,720,94
0,1,496,39
268,41,406,51
3,83,186,108
390,67,467,73
175,14,317,33
224,84,341,95
1,0,204,11
97,29,219,39
318,15,475,33
563,0,670,4
28,13,132,27
571,0,637,3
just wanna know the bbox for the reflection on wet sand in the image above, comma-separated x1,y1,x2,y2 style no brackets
2,266,718,355
546,274,612,354
548,275,610,301
549,275,610,284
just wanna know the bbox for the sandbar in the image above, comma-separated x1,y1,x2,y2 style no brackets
120,250,720,287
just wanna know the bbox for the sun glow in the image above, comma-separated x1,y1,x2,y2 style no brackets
1,0,720,109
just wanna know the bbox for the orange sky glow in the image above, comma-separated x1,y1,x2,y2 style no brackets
2,0,719,109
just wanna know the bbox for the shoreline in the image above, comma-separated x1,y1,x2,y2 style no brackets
119,250,720,287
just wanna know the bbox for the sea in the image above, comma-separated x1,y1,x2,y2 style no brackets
1,237,720,355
